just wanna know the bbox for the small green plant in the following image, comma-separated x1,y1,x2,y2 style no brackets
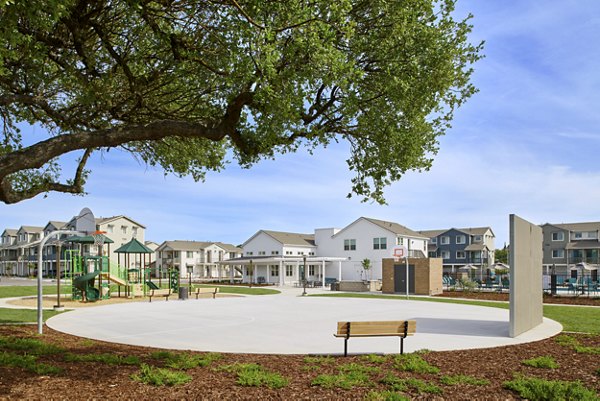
0,336,64,355
311,364,378,390
521,356,559,369
554,334,579,347
0,351,61,375
64,353,140,365
380,374,441,394
361,354,388,364
573,345,600,355
303,355,335,365
79,339,96,347
151,351,222,369
458,277,477,292
440,374,490,386
595,368,600,376
504,375,598,401
221,363,288,389
131,363,191,386
393,353,439,374
365,390,410,401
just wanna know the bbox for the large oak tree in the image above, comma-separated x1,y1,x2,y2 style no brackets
0,0,482,204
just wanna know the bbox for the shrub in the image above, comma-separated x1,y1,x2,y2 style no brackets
504,375,598,401
131,363,191,386
0,336,63,355
573,345,600,355
312,364,378,390
380,374,441,394
221,363,288,389
554,334,579,347
521,356,559,369
0,351,61,375
365,390,410,401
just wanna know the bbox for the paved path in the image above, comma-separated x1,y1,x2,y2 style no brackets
47,291,562,355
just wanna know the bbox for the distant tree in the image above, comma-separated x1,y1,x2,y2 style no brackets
361,258,372,281
495,248,508,264
0,0,482,204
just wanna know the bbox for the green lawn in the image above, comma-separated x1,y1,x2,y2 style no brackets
310,293,600,335
0,285,71,299
196,284,280,296
0,308,64,324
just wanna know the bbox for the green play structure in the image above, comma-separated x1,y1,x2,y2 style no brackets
63,236,157,302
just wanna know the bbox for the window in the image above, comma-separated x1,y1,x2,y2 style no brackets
552,249,564,258
107,225,114,233
456,235,466,244
186,251,193,258
440,236,450,245
552,232,564,241
246,251,253,256
258,251,266,255
344,239,356,251
132,227,138,237
309,252,315,256
456,251,466,259
270,265,279,276
397,237,404,246
285,265,293,277
298,251,304,255
474,235,482,242
441,251,450,259
309,265,315,276
285,251,293,255
574,232,582,239
431,237,437,244
173,251,179,258
373,237,387,250
121,225,127,235
271,251,279,255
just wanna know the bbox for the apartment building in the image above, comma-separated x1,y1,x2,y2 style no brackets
541,222,600,279
418,227,495,273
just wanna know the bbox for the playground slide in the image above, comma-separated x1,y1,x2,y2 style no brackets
72,271,101,301
99,272,127,286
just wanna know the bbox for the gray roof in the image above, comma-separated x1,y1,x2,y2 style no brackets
2,229,17,236
262,230,316,246
96,215,146,229
18,226,44,233
465,243,488,251
45,221,67,230
565,241,600,250
543,222,600,232
159,240,240,252
419,227,493,238
362,218,426,239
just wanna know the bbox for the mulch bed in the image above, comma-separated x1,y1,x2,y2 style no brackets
0,325,598,400
435,291,600,306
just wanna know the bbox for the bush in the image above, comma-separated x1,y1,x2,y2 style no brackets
221,363,288,389
521,356,559,369
440,374,489,386
150,351,222,369
131,364,191,386
504,375,598,401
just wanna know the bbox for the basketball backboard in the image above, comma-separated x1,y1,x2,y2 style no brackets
73,207,96,234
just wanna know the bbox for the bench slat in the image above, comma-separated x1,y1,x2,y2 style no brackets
336,321,416,336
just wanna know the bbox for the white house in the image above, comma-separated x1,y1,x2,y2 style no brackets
156,240,242,281
232,217,428,285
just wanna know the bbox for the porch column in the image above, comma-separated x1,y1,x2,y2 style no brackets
296,260,300,283
338,260,342,281
230,264,234,283
279,261,284,286
322,260,326,288
266,263,270,284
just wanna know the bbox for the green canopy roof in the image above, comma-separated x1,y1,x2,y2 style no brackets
64,234,114,244
114,238,154,254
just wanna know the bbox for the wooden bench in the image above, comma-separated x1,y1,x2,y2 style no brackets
148,288,172,302
193,287,220,299
334,320,416,356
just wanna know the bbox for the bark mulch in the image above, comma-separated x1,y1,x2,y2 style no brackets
0,325,598,400
435,290,600,306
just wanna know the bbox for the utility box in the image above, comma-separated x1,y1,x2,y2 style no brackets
381,258,443,295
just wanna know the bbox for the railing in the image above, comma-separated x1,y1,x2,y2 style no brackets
569,256,600,264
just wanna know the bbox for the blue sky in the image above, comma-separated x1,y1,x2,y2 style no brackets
2,0,600,248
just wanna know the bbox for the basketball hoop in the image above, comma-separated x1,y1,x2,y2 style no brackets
92,230,107,248
393,246,407,262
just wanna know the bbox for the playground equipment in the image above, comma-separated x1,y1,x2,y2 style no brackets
72,271,101,302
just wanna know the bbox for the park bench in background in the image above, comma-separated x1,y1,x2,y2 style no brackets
193,287,220,299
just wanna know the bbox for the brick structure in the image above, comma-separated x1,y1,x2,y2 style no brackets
381,258,443,295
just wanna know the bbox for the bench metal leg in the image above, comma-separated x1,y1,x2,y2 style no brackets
344,338,348,357
400,337,404,355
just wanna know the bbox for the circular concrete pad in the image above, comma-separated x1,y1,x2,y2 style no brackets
47,296,562,354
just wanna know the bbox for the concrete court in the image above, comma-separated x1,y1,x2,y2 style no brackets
46,294,563,355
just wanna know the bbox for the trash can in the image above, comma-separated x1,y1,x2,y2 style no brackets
178,286,188,300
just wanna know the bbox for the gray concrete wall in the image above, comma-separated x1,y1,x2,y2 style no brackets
509,214,543,337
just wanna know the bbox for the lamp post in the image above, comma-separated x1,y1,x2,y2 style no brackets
54,239,63,310
302,255,307,296
187,265,193,289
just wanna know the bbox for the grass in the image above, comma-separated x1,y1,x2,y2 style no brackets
380,374,442,394
0,285,72,299
303,355,335,365
521,355,559,369
0,335,64,355
150,351,222,369
0,351,62,375
393,353,439,374
311,293,600,334
365,390,410,401
196,284,280,296
553,334,600,354
439,374,490,386
64,353,141,365
131,363,191,386
361,354,389,364
311,363,378,390
220,363,288,389
0,308,65,324
504,375,599,401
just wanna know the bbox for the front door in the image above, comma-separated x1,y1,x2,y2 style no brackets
394,263,415,294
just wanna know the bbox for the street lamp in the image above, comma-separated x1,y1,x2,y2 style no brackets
302,255,307,296
186,265,193,289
